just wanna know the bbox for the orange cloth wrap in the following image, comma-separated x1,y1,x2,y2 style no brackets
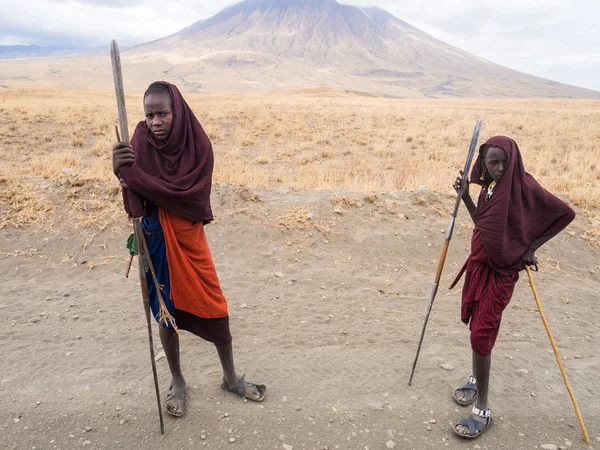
159,208,228,319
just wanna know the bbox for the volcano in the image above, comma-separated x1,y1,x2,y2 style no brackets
1,0,598,98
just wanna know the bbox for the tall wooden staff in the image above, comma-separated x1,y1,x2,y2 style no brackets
110,39,165,435
525,266,589,443
408,119,482,386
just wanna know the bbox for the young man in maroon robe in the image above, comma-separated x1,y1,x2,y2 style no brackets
450,136,575,438
112,82,266,417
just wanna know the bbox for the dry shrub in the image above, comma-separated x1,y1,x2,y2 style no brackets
70,136,85,147
412,191,449,216
274,207,314,231
239,188,262,202
331,196,360,208
254,152,271,165
413,196,426,206
364,193,379,204
0,176,54,228
583,217,600,247
274,207,329,238
385,199,398,214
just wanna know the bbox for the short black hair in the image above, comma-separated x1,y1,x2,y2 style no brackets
144,81,171,99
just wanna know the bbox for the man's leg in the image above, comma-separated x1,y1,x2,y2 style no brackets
215,343,262,400
473,352,491,413
160,326,186,415
455,352,491,434
455,310,496,436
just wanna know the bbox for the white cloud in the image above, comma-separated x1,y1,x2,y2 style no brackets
0,0,598,91
0,0,228,47
345,0,600,91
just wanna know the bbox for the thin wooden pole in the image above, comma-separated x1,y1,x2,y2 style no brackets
525,265,589,443
111,41,164,434
408,119,482,386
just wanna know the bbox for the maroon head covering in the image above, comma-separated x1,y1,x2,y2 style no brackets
119,82,214,224
470,136,575,271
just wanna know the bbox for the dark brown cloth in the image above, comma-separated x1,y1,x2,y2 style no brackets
119,82,214,224
174,310,232,345
469,136,575,271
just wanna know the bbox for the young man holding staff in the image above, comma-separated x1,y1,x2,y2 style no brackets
451,136,575,438
112,81,267,417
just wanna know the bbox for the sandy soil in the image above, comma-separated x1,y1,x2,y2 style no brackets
1,184,598,450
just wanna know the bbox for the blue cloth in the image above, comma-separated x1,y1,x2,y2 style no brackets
142,208,175,327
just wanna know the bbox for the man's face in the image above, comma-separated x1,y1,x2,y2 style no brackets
484,146,508,182
144,92,173,141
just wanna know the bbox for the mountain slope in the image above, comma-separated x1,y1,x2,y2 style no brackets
0,45,103,59
0,0,598,98
123,0,597,98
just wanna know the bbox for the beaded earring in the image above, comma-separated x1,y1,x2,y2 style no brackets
480,159,487,181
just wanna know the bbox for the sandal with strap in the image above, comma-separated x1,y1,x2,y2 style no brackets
221,375,266,402
452,375,478,406
453,406,492,439
165,385,186,417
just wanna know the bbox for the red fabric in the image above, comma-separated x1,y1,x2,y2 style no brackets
119,82,214,224
470,136,575,272
159,208,229,319
461,228,518,356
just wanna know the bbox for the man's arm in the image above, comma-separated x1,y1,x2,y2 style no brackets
523,230,563,267
454,170,476,222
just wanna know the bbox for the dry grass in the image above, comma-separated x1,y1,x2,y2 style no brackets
274,207,330,239
331,196,360,208
0,175,54,228
0,89,598,242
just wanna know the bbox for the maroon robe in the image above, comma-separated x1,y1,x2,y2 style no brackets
119,82,214,224
454,136,575,355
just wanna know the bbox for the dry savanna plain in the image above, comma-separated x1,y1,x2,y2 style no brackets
1,88,599,450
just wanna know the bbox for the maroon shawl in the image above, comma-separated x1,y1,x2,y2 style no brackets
470,136,575,271
119,83,214,224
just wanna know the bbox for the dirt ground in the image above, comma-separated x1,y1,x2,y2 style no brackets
1,184,599,450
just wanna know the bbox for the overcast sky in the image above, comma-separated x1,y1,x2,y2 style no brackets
1,0,598,91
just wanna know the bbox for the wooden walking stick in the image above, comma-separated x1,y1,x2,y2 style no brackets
110,39,165,435
408,119,482,386
525,265,589,443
